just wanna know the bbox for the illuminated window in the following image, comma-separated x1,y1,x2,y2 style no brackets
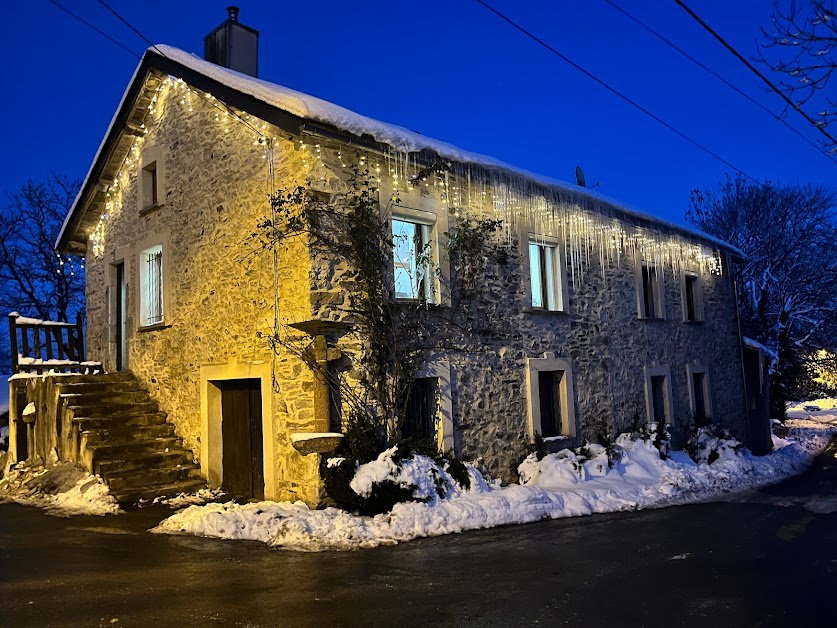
392,216,436,302
528,238,566,311
139,244,164,327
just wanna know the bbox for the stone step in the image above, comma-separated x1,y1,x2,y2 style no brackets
81,423,175,447
114,478,208,505
86,436,181,461
57,372,136,385
106,464,202,492
94,450,194,476
74,412,168,431
68,401,159,417
62,391,152,406
56,381,144,395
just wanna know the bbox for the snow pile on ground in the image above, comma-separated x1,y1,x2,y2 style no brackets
153,420,835,552
153,487,226,509
0,459,121,517
787,398,837,424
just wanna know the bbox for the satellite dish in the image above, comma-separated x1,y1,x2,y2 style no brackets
575,165,586,188
575,165,601,190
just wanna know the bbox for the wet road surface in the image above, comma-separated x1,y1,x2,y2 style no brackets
1,444,836,627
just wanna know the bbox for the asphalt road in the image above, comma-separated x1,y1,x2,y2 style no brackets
1,445,836,628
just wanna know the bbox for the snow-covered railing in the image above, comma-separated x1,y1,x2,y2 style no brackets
8,312,100,375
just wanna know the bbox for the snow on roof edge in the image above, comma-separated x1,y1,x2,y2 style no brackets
743,337,779,363
151,45,742,256
57,59,146,252
58,44,743,256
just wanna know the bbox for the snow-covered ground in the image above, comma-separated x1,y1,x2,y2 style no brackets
0,459,121,517
153,419,835,552
787,398,837,425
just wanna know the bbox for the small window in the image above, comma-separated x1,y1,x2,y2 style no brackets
682,272,703,322
639,262,664,319
403,377,437,441
689,368,712,427
139,244,164,327
529,239,566,311
392,216,436,302
141,161,158,209
526,355,577,439
650,375,669,424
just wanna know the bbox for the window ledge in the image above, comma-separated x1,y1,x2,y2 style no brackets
683,319,704,325
137,322,171,333
524,307,569,316
139,202,165,217
637,316,666,322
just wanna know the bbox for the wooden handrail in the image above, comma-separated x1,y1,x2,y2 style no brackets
7,312,97,374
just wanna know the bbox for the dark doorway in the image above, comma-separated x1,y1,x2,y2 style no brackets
403,378,436,441
219,379,264,500
651,375,669,424
538,370,564,438
114,262,127,371
692,372,709,426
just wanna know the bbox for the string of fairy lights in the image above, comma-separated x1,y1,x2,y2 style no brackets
89,71,725,289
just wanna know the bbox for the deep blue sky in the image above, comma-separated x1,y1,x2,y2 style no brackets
2,1,834,225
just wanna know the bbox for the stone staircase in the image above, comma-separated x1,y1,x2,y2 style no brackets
57,372,205,504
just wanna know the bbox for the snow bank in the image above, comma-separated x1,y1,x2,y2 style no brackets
0,459,120,517
787,398,837,425
153,420,835,551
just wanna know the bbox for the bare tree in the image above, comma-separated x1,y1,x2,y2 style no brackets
0,175,85,371
688,174,837,416
758,1,837,151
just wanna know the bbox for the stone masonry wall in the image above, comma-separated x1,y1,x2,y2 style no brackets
83,79,748,495
307,148,748,482
84,83,332,504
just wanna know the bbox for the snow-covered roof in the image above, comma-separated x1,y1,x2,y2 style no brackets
58,44,743,256
743,337,779,363
152,45,741,255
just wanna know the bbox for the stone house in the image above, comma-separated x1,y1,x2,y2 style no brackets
50,10,768,505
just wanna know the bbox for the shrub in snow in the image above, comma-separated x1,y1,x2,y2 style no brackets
326,447,477,516
322,407,475,515
684,425,745,465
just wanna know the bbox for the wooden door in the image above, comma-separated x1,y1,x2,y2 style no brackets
220,379,264,499
115,263,127,371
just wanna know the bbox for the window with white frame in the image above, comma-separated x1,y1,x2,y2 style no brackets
528,237,567,312
139,244,164,327
638,261,664,319
526,355,577,439
392,215,437,303
682,271,703,322
644,365,673,425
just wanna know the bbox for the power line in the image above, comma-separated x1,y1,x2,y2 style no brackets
48,0,266,139
95,0,168,60
474,0,760,183
46,0,139,59
604,0,837,166
674,0,837,150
